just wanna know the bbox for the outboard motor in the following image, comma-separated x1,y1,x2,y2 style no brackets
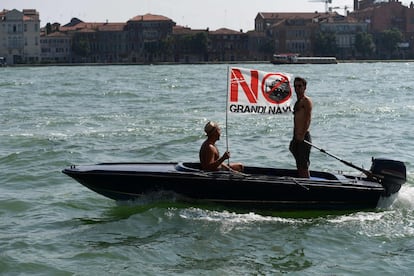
370,158,406,196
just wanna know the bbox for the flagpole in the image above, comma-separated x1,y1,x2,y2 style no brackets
225,66,230,163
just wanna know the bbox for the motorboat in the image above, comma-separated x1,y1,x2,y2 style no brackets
62,158,406,211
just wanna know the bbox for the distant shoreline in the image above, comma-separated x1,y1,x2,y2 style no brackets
4,59,414,67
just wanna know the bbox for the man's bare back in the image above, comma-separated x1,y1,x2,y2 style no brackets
199,141,222,170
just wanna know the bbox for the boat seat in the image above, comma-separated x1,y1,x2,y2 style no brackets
177,162,202,172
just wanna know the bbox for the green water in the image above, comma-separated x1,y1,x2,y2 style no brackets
1,63,413,274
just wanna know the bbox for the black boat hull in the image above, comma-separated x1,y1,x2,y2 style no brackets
62,162,404,211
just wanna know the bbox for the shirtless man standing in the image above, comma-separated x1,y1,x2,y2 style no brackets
289,77,313,178
199,121,243,172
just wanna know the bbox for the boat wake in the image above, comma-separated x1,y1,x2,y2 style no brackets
177,207,296,224
386,184,414,210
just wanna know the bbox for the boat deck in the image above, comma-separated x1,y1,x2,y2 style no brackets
67,162,363,183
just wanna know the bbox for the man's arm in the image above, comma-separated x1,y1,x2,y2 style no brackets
201,145,228,171
303,97,312,134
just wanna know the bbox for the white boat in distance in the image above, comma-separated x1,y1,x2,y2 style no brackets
271,53,337,64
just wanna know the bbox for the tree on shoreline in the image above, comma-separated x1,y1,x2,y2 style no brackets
355,32,374,59
377,29,403,59
313,31,337,56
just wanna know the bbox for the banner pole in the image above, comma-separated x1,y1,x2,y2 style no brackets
225,66,230,163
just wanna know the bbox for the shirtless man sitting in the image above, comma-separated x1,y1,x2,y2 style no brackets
199,121,243,172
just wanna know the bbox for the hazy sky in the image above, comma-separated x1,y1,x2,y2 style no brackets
3,0,413,31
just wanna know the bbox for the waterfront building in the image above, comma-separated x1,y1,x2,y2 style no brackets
40,31,71,63
208,28,249,62
0,9,40,64
172,26,209,63
320,18,368,59
3,2,414,64
56,14,175,63
125,13,176,63
255,12,336,56
351,0,414,58
60,20,128,63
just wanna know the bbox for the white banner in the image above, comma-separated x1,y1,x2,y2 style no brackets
228,67,293,115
